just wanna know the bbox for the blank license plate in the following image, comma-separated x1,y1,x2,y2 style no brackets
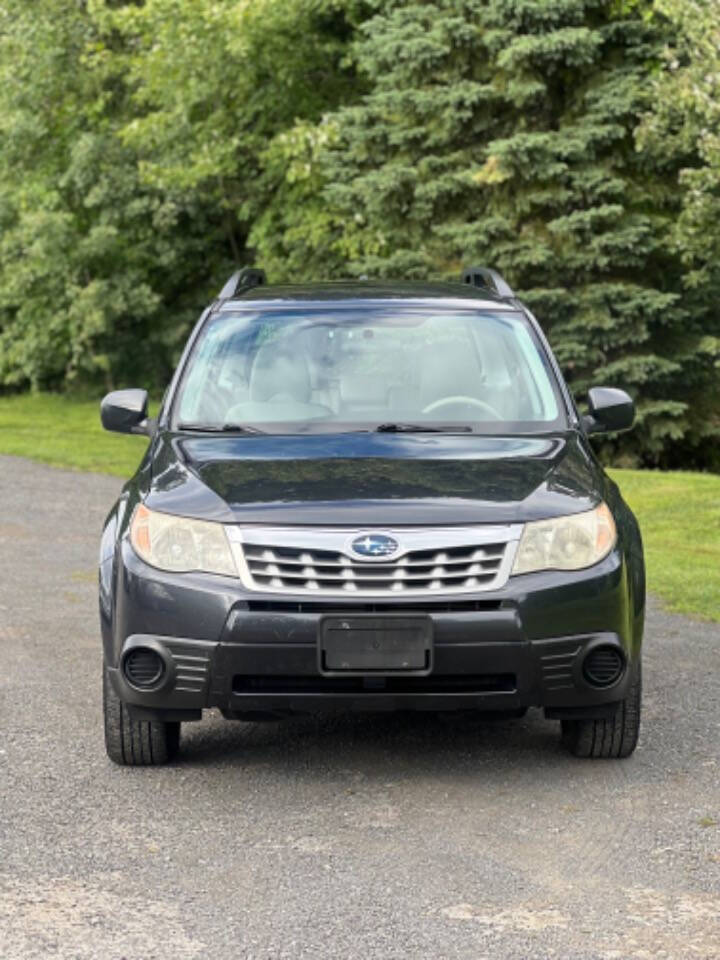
319,616,432,673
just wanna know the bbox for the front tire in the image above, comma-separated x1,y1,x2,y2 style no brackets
561,661,641,759
103,668,180,766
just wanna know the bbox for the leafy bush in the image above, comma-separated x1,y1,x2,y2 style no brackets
0,0,718,469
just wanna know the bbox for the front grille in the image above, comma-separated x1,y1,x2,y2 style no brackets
233,674,516,695
229,526,520,597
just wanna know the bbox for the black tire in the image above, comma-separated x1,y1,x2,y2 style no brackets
561,661,641,759
103,668,180,766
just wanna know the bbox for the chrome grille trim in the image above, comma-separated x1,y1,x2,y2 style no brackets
226,525,522,597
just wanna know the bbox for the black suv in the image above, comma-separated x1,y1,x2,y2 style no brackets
99,267,644,765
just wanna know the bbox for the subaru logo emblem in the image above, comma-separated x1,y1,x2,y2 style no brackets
350,534,399,559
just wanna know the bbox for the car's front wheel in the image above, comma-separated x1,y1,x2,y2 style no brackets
103,667,180,766
561,661,641,759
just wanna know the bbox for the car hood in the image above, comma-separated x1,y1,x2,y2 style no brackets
144,431,603,525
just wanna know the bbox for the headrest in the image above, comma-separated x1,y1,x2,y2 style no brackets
249,343,312,403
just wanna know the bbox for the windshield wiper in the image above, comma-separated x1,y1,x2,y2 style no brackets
177,422,266,434
373,422,473,434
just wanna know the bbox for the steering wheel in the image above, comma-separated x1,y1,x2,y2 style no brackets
422,395,503,420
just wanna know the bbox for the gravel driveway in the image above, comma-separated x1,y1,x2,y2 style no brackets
0,454,718,959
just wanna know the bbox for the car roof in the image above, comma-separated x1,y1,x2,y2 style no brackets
223,280,517,311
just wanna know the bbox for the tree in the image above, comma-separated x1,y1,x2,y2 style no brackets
643,0,720,287
108,0,364,281
0,0,717,469
280,0,716,466
639,0,720,466
0,0,361,390
0,0,223,390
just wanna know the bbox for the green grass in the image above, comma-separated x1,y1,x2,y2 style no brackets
0,393,149,477
1,393,718,622
607,468,720,623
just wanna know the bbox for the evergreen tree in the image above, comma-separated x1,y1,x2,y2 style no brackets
639,0,720,467
298,0,714,466
0,0,717,468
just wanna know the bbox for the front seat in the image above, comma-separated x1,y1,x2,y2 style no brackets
225,342,331,422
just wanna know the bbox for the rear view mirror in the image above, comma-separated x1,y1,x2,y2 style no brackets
101,389,151,436
582,387,635,435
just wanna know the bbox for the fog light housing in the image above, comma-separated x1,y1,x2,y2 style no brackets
583,645,625,688
123,647,165,689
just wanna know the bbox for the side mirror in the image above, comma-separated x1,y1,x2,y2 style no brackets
582,387,635,436
101,389,151,436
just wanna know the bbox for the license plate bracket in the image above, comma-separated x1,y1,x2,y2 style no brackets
319,615,433,675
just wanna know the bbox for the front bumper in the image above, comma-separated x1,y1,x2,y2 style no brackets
104,541,642,718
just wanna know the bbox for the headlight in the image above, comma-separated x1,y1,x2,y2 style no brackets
512,502,616,575
130,504,237,576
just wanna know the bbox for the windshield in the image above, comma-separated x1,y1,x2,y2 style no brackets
174,306,565,433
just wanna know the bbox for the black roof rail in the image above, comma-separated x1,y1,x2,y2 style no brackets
218,266,267,300
461,265,514,299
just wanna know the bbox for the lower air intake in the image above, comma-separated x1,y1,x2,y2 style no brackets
233,674,516,695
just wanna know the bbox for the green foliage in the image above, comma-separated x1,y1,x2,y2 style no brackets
0,1,219,390
638,0,720,462
0,0,718,469
0,0,360,390
641,1,720,279
276,0,714,467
